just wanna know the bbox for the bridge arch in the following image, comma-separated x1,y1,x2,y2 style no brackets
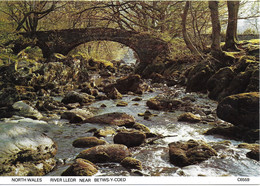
69,40,139,65
15,28,169,64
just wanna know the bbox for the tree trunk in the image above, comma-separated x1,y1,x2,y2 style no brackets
182,1,200,55
208,1,223,58
224,1,240,51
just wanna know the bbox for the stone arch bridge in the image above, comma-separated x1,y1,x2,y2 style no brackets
13,28,169,64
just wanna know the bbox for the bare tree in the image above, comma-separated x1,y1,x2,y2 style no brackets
224,1,240,51
209,1,223,58
181,1,200,55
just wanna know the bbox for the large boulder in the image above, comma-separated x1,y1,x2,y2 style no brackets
217,92,259,129
207,67,235,100
204,126,259,143
186,61,218,93
72,137,107,148
77,144,131,163
61,158,98,176
0,121,57,176
168,139,217,167
83,112,135,126
206,57,259,101
104,74,149,94
12,100,43,120
113,129,146,147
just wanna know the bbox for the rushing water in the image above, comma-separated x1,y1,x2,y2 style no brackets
44,85,260,177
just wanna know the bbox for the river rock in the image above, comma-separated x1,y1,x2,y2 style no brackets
132,123,151,133
206,57,259,101
132,97,142,101
246,67,259,92
146,96,183,111
84,112,135,126
0,122,57,176
204,126,259,143
61,108,94,123
61,158,98,176
114,129,146,147
120,157,142,170
150,73,166,84
72,137,107,148
77,144,131,163
36,98,66,111
246,149,260,161
177,112,201,123
12,100,43,120
93,127,116,138
104,74,149,94
186,60,219,93
61,91,95,104
217,92,259,129
168,139,217,167
237,143,259,161
209,140,231,151
107,87,122,99
207,67,235,100
116,101,128,107
80,83,99,96
0,86,36,108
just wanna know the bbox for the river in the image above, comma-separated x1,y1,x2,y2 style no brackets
43,82,260,177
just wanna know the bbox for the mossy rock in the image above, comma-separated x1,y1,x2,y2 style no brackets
114,129,146,147
77,144,131,163
168,139,217,167
217,92,259,129
237,143,259,161
146,96,183,111
104,74,149,95
207,67,235,101
61,91,95,104
120,157,142,170
83,112,135,126
107,87,122,100
93,127,116,138
116,101,128,107
61,158,98,176
204,126,259,143
186,61,219,93
72,137,107,148
132,123,151,133
141,62,165,78
177,112,201,123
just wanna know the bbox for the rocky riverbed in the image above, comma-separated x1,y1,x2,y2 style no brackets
0,53,259,176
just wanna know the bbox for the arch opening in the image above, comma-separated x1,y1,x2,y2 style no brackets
68,41,139,68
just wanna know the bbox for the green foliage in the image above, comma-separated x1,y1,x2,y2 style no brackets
167,37,191,60
69,41,129,63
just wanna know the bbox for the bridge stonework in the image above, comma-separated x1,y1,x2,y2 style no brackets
14,28,169,64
